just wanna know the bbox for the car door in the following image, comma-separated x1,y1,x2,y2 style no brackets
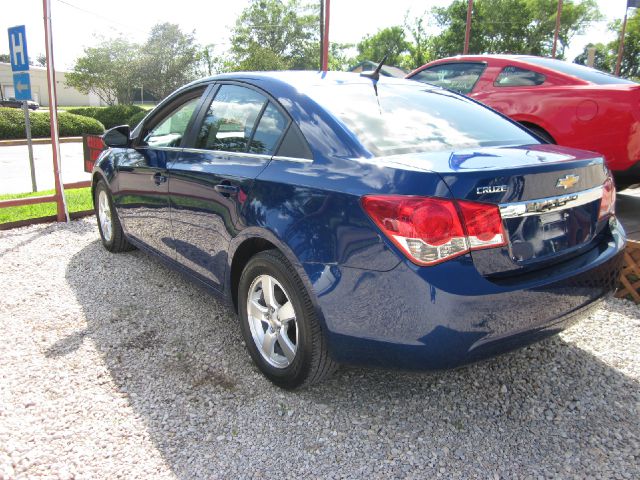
168,82,290,289
113,86,207,258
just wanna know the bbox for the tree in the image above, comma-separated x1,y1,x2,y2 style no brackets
0,54,10,63
573,43,614,72
66,38,141,105
34,54,47,67
328,42,355,71
404,13,431,70
431,0,601,58
139,23,200,99
356,26,410,66
607,11,640,80
230,0,320,71
197,44,231,76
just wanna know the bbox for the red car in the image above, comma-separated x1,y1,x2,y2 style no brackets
407,55,640,187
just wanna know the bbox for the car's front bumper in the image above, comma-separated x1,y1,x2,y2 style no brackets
305,220,625,370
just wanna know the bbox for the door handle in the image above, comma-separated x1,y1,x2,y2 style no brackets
214,184,239,196
153,172,167,185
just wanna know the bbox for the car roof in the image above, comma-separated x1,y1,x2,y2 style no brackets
186,70,420,91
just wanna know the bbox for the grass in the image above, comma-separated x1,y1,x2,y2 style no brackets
0,187,93,224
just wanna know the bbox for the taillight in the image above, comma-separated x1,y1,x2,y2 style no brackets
598,177,616,220
361,195,507,266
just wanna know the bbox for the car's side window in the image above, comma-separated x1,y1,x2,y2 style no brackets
249,102,288,155
196,85,267,152
411,63,486,94
143,97,201,148
495,66,546,87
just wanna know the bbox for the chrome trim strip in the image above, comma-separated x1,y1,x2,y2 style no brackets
180,148,273,160
137,146,313,163
271,155,313,164
499,185,603,219
137,146,182,152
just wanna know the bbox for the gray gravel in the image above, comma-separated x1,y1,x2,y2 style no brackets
1,218,639,479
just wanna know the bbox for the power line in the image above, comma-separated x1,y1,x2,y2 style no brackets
54,0,136,30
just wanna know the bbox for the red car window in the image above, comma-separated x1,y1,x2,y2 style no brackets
411,62,486,94
494,66,546,87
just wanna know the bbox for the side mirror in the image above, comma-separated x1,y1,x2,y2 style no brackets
103,125,131,148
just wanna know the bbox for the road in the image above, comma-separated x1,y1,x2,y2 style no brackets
0,141,90,194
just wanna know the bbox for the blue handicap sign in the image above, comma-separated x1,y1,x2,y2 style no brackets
13,72,32,101
8,25,30,72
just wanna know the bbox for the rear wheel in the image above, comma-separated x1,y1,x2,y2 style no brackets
522,124,555,144
94,180,134,253
238,250,337,389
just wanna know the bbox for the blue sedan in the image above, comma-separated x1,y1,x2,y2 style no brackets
92,71,625,388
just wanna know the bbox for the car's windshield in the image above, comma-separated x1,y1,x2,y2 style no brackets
522,57,637,85
303,82,538,157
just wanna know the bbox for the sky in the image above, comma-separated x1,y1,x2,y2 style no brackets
0,0,631,72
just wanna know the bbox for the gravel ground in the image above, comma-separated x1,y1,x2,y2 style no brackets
1,218,639,479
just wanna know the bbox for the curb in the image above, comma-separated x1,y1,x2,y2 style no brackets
0,137,83,147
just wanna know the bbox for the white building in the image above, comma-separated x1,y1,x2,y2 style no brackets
0,62,106,107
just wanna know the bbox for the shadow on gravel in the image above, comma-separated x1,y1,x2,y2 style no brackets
64,240,640,478
0,224,60,259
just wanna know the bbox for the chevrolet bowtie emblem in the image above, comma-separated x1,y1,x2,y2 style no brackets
556,174,579,189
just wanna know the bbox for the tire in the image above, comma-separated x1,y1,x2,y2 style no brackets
523,124,555,144
94,180,134,253
238,250,338,389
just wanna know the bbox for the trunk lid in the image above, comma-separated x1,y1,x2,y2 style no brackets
392,144,609,275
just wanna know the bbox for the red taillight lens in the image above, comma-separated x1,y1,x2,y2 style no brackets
598,177,616,220
457,200,507,250
361,195,506,266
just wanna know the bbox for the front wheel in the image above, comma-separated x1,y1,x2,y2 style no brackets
238,250,337,389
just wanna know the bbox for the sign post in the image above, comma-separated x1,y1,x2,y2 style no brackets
8,25,37,192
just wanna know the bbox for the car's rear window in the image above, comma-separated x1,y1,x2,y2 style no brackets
522,57,637,85
303,82,538,156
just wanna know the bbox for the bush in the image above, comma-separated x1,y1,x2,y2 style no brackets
65,105,145,129
128,110,148,128
0,108,105,140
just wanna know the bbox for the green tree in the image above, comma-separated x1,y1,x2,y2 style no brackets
139,23,200,99
0,54,9,63
230,0,320,71
66,38,141,105
573,42,614,72
356,26,410,66
197,44,232,76
431,0,600,58
404,13,431,70
608,10,640,80
328,42,355,71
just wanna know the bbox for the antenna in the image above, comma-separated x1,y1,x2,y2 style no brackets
360,54,388,81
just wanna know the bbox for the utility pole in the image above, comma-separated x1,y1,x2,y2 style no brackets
552,0,563,58
463,0,473,54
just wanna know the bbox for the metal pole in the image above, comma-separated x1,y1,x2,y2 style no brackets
43,0,69,222
322,0,330,71
615,9,629,76
22,101,37,192
320,0,324,70
464,0,473,55
552,0,563,58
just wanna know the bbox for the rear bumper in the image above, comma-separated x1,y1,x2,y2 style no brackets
306,220,625,370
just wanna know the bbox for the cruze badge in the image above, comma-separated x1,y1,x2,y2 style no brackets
476,185,508,195
556,174,579,189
